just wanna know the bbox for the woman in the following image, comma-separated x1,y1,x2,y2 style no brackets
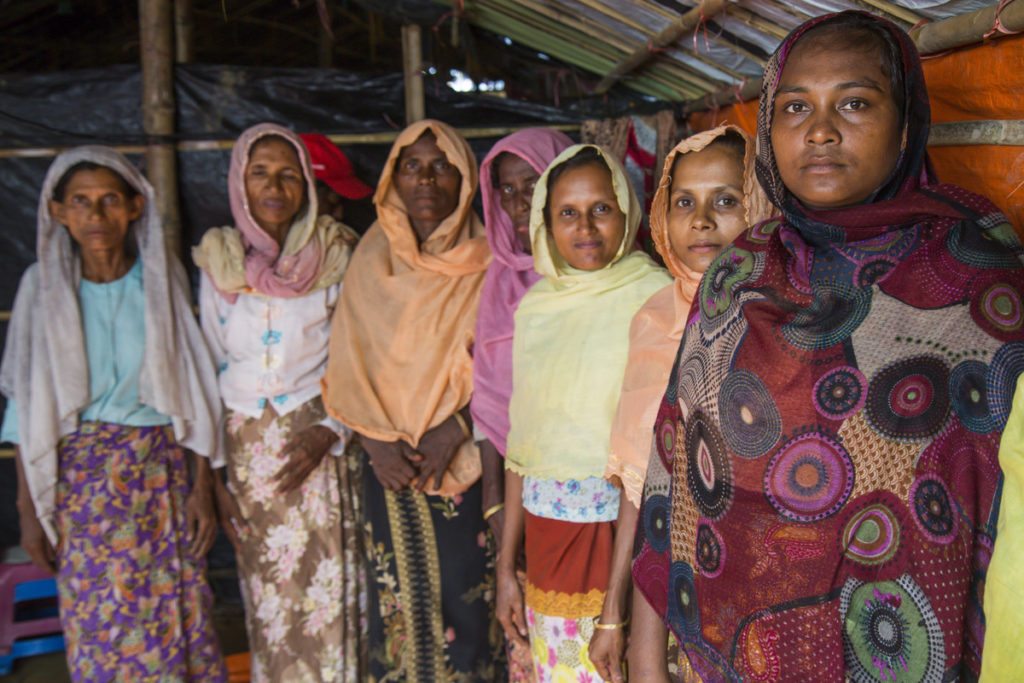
194,123,364,682
0,146,227,681
589,126,773,682
631,12,1024,681
324,119,504,681
471,127,574,683
498,145,669,681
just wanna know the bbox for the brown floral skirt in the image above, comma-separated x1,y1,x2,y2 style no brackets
225,397,367,682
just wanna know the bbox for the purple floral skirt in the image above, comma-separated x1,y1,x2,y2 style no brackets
55,422,227,682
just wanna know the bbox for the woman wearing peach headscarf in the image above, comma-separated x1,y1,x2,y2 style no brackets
589,126,773,682
324,119,504,680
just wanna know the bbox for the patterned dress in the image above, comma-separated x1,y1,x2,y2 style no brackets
201,278,367,682
361,464,505,682
633,12,1024,682
56,424,227,681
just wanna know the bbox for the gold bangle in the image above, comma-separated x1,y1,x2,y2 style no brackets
452,412,471,439
593,616,630,630
483,502,505,522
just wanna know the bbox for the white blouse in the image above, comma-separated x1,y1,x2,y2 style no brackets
199,272,350,453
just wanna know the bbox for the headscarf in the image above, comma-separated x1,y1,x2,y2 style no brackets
324,120,490,493
505,144,670,481
0,146,224,544
193,123,355,301
605,126,773,507
299,133,373,199
470,128,573,455
633,13,1024,681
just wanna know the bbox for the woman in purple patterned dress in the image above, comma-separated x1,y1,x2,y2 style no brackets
0,146,228,681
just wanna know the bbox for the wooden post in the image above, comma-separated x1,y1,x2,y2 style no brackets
318,11,333,67
402,24,425,125
174,0,194,63
140,0,181,256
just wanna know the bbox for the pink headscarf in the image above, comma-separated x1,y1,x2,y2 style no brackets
231,123,326,298
470,127,573,454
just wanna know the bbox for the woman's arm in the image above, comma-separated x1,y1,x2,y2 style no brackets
185,451,219,557
362,435,419,491
14,447,56,573
496,469,528,647
627,586,671,683
479,438,505,545
590,495,639,682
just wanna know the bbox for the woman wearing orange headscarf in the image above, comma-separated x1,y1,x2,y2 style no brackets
324,120,504,680
589,126,773,682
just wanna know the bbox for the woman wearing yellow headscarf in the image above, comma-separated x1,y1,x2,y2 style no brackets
496,145,670,679
324,120,504,680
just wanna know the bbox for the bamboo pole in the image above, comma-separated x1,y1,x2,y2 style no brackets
595,0,728,94
401,24,425,124
929,120,1024,146
140,0,181,256
0,124,582,161
911,0,1024,53
174,0,194,63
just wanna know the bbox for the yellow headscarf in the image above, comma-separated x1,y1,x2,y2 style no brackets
505,144,670,480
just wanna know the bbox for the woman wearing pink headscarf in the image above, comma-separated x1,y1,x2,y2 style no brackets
471,127,573,682
193,123,365,681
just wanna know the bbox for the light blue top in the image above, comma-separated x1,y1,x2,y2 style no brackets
522,475,620,523
1,259,170,444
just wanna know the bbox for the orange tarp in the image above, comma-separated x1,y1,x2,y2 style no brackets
689,34,1024,233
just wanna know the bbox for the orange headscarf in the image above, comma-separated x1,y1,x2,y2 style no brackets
324,120,490,464
605,125,774,506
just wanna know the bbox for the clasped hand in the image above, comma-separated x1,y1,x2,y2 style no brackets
363,416,465,492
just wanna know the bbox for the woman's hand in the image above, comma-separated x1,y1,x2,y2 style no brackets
14,449,56,573
185,458,219,558
496,563,529,650
274,425,339,494
17,500,55,573
590,620,627,682
363,437,418,491
412,415,466,491
213,473,249,554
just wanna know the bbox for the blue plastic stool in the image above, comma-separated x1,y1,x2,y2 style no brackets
0,562,65,675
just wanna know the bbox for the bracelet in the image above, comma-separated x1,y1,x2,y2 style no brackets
482,502,505,522
593,616,630,630
452,412,471,439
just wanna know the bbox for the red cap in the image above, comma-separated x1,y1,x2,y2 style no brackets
299,133,373,200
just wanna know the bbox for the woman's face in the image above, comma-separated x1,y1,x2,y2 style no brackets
770,36,901,209
49,167,143,254
495,153,539,254
667,143,748,273
245,137,307,241
547,162,626,271
393,132,462,243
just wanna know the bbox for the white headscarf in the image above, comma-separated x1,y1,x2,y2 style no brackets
0,146,224,544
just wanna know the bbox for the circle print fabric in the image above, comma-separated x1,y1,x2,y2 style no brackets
764,432,855,523
840,575,945,683
719,370,782,458
685,410,733,521
865,356,951,441
814,366,868,422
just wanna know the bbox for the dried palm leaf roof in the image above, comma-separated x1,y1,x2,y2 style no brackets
430,0,997,102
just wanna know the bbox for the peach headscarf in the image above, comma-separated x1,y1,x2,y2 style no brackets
324,120,490,487
605,125,774,506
